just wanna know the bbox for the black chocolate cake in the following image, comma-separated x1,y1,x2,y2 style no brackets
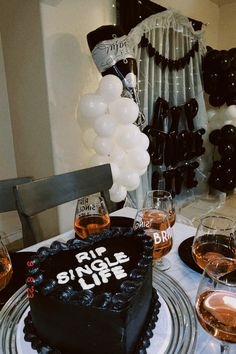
24,228,160,354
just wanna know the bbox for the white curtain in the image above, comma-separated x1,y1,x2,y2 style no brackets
126,9,208,209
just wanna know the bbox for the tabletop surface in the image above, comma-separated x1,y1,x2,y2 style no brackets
14,207,236,353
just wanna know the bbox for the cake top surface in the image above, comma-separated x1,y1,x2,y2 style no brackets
26,228,153,310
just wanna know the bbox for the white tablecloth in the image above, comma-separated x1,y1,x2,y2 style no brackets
21,207,236,353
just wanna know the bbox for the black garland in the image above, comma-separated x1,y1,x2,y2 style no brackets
139,35,199,71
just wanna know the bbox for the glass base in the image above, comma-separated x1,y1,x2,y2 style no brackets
153,258,171,271
196,325,236,354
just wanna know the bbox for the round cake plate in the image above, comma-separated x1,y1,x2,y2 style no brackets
0,269,197,354
16,295,171,354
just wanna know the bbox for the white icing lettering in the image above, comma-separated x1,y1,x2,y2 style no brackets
92,273,101,286
69,269,75,280
78,277,95,290
104,256,119,267
75,247,107,263
75,264,93,277
95,247,106,257
111,266,127,280
75,252,91,263
56,248,131,290
57,272,70,284
90,259,108,272
89,250,97,259
99,269,112,283
114,252,130,264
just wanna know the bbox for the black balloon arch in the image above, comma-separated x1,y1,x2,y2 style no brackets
208,124,236,192
203,47,236,107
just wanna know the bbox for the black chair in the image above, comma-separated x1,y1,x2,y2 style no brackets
0,176,33,248
14,164,120,247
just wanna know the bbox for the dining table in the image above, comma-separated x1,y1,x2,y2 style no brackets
0,206,235,354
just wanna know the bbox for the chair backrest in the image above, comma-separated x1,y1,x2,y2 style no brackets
14,164,118,246
0,176,33,213
0,177,33,249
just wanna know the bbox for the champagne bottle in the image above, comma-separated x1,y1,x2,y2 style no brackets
87,25,145,127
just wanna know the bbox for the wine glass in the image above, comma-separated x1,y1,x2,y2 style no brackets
143,190,176,227
0,235,12,292
74,195,110,239
192,215,236,270
195,257,236,353
133,208,173,270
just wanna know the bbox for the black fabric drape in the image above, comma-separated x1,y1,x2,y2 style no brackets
116,0,203,34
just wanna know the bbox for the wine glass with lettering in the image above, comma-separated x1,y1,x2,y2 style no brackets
195,257,236,353
74,195,110,239
143,190,176,227
133,208,173,270
0,235,12,293
192,215,236,270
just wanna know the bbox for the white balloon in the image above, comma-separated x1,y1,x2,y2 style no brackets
79,94,107,121
82,128,97,149
98,75,123,102
110,162,120,181
207,113,224,132
109,183,127,202
115,124,140,150
207,109,217,121
109,145,126,166
215,107,227,122
118,168,140,191
136,167,148,176
109,97,139,124
124,73,136,88
94,114,117,137
89,154,110,167
78,114,93,130
224,105,236,120
126,148,150,170
93,136,114,155
139,133,150,150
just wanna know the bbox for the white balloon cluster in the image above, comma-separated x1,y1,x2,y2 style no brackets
78,74,150,202
207,105,236,132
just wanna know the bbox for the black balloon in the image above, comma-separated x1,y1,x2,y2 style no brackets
221,156,235,168
223,178,235,191
209,95,225,107
228,48,236,68
221,124,236,141
222,167,235,180
226,95,236,106
218,143,235,157
212,161,223,174
208,121,236,193
209,175,222,190
218,50,231,71
203,72,220,95
202,49,220,71
225,81,236,96
209,129,222,145
203,47,236,107
226,70,236,80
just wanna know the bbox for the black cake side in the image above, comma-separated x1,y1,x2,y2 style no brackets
25,229,160,354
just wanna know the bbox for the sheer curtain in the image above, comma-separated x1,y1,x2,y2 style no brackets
126,9,208,208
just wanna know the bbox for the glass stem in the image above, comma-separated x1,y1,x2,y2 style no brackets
220,343,230,354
